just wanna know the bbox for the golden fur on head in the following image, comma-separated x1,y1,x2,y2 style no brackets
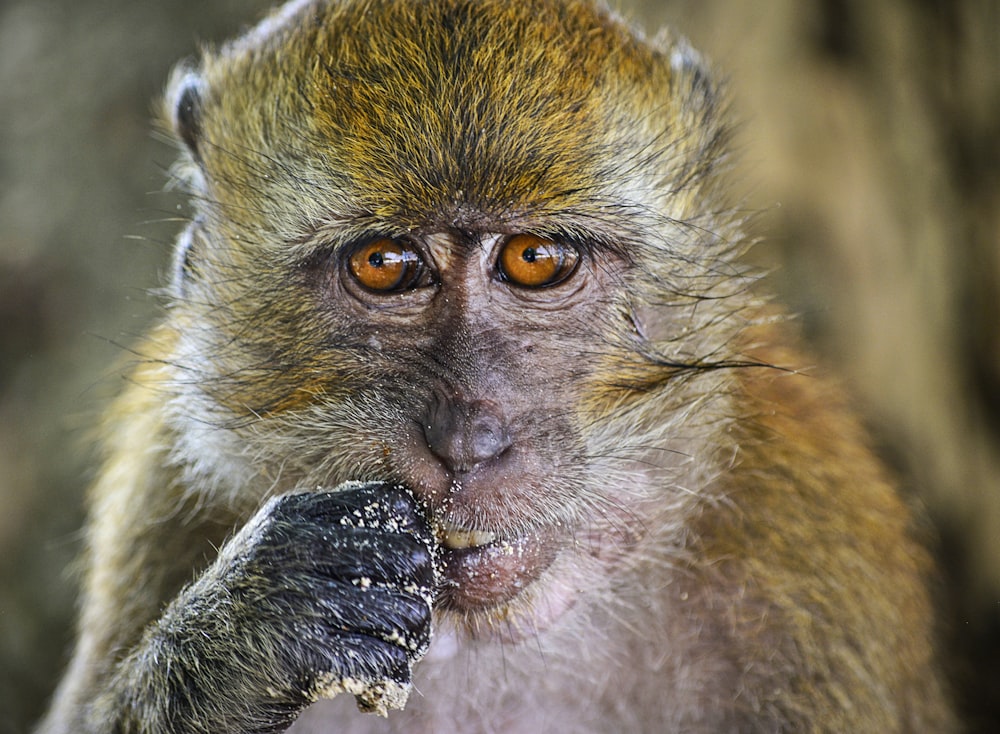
166,0,727,251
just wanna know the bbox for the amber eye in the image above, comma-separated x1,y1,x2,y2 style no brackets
498,234,579,288
348,238,424,293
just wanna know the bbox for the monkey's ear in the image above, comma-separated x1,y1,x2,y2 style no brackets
163,66,209,299
170,216,204,299
165,66,207,161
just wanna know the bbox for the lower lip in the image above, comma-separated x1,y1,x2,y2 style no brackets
437,532,558,611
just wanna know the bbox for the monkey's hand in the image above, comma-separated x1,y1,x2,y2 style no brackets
102,483,437,733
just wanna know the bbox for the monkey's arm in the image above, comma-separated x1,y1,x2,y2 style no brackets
685,349,956,732
38,368,436,734
47,486,434,734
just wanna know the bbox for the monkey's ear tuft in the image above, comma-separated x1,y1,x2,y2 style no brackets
668,39,706,77
167,68,207,161
668,38,716,98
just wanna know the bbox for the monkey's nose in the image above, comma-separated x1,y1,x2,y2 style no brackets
423,393,511,473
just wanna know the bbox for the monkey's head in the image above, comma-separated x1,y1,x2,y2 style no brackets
161,0,748,639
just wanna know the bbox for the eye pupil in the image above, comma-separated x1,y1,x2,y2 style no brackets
521,247,538,263
368,251,385,268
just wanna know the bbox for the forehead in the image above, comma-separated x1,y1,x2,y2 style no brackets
198,0,677,233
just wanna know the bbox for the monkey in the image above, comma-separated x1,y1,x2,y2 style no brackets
37,0,957,731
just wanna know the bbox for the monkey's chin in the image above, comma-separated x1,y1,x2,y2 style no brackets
436,529,582,642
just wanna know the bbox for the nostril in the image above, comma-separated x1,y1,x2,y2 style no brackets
467,404,510,465
423,393,511,473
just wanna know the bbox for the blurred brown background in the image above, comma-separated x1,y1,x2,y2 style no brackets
1,1,997,731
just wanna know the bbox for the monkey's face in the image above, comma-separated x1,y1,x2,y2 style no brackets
165,0,736,639
308,227,634,635
174,227,645,639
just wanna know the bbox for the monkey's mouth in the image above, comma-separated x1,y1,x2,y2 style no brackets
439,523,496,550
434,521,560,614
